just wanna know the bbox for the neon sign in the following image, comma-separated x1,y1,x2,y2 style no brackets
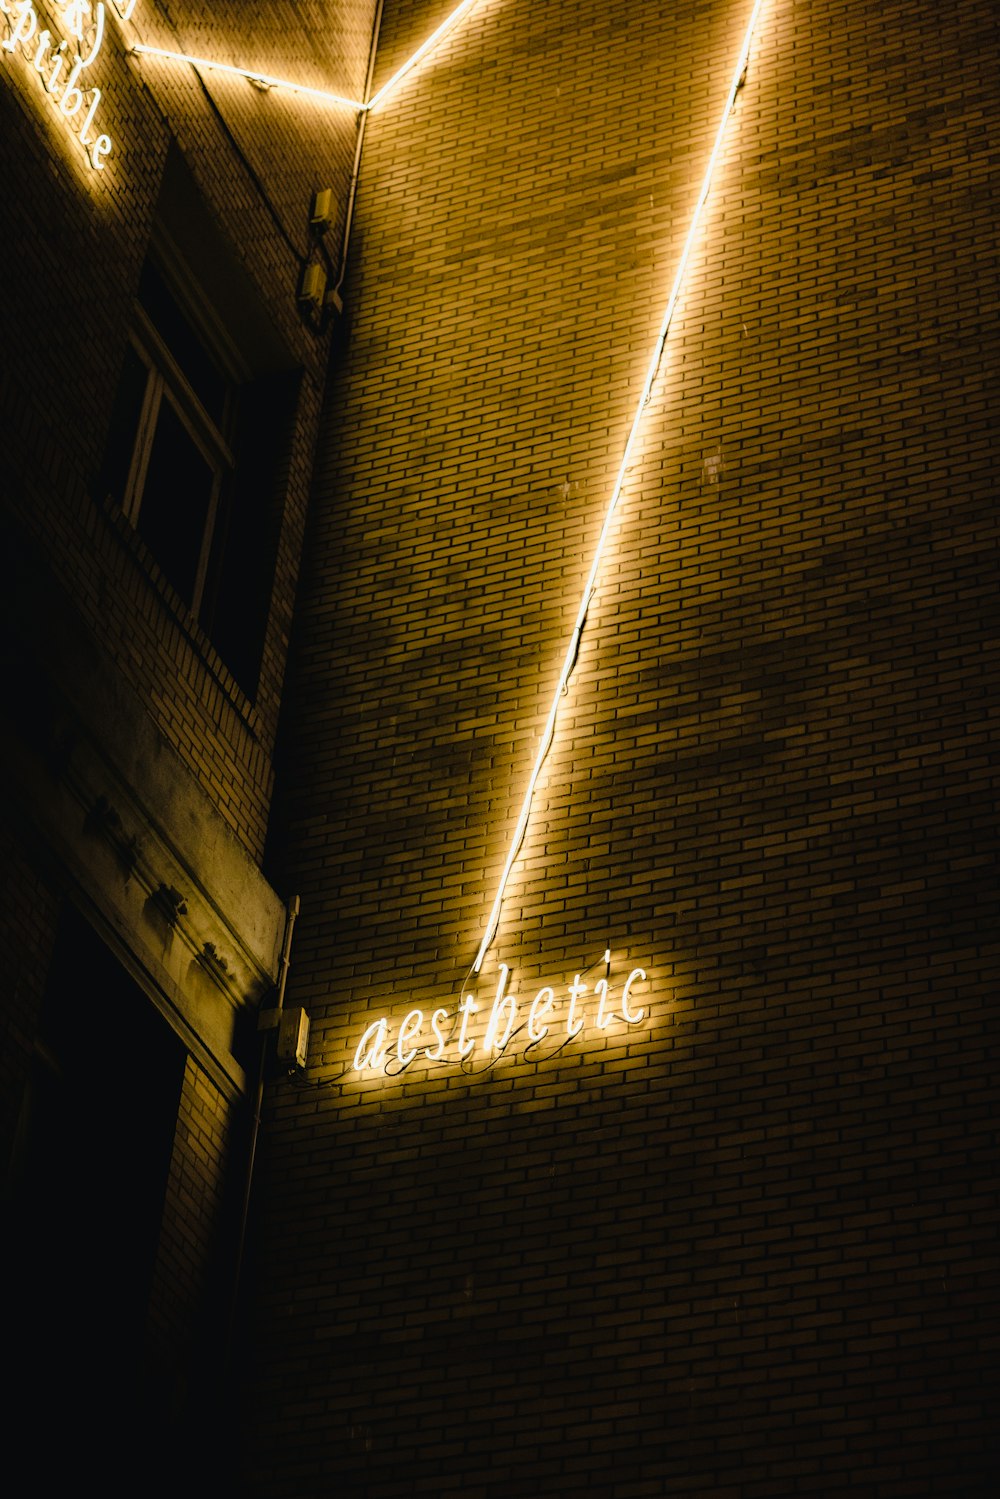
352,961,648,1074
132,0,484,115
470,0,766,975
1,0,134,169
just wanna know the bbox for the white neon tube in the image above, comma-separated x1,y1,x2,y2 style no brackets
131,2,485,115
471,0,766,974
130,44,367,110
366,0,481,111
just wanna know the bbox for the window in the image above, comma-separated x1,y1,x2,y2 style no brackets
100,152,298,699
103,257,238,618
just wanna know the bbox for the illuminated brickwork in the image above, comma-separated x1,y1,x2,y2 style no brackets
248,0,1000,1492
1,0,376,859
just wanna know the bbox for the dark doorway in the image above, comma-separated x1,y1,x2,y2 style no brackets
8,901,186,1487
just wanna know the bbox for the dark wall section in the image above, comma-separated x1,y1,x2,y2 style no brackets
1,2,378,1486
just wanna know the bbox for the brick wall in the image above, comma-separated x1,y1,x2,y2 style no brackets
1,0,377,861
246,0,1000,1492
1,2,377,1481
146,1057,239,1423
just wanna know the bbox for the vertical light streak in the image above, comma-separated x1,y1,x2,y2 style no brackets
471,0,766,975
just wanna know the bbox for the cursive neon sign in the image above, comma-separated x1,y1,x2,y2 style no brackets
353,960,648,1074
1,0,134,169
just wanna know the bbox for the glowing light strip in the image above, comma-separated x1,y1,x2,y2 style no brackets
130,2,485,114
351,962,648,1073
129,45,367,110
366,0,480,111
471,0,766,975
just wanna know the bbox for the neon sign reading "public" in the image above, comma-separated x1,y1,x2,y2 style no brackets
353,960,648,1073
1,0,135,169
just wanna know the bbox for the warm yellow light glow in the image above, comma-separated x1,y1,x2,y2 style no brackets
65,0,104,68
44,44,69,97
397,1008,424,1066
89,128,111,166
353,1017,388,1071
60,57,89,114
621,968,647,1025
528,986,555,1043
129,44,367,110
483,963,516,1052
457,993,478,1057
471,0,766,974
131,2,487,116
594,978,612,1030
3,2,38,55
77,83,101,144
2,0,116,167
350,960,649,1073
425,1006,449,1061
566,974,586,1038
366,0,480,111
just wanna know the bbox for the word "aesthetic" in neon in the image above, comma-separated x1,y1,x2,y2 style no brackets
353,962,648,1073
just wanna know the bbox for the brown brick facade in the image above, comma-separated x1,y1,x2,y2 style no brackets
4,0,997,1489
244,0,1000,1492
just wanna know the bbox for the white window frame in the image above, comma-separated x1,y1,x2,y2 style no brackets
122,297,237,618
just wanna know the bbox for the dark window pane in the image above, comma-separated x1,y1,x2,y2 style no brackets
137,398,215,606
139,258,228,424
200,371,296,697
99,342,148,506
